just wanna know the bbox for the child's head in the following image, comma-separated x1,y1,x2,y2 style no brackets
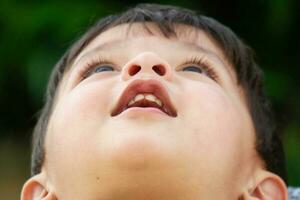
22,3,288,200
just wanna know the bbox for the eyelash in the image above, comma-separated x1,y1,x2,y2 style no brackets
79,56,218,81
79,57,116,80
180,56,218,81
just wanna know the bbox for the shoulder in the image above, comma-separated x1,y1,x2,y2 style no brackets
288,187,300,200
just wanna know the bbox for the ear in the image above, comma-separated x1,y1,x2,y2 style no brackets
242,171,288,200
21,172,57,200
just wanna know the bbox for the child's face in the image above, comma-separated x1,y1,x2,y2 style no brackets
44,23,258,199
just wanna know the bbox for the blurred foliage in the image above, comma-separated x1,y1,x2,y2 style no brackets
0,0,299,197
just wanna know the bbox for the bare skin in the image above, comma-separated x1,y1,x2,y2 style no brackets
21,23,288,200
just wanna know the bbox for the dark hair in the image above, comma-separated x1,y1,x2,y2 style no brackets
31,3,287,182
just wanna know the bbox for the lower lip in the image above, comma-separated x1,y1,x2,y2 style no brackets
118,107,169,117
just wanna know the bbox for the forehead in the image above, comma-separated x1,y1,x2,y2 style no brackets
73,22,230,67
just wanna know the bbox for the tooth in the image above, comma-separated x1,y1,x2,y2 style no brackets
134,94,145,102
146,94,162,106
155,99,162,107
128,99,135,106
145,94,162,107
128,93,163,107
145,94,156,102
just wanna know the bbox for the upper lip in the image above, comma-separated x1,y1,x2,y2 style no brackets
111,79,177,117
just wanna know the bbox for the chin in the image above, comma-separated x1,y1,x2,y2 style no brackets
101,132,176,171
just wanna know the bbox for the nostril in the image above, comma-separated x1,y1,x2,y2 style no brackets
129,65,141,76
152,65,165,76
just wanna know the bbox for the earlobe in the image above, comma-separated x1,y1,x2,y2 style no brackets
242,172,288,200
21,173,57,200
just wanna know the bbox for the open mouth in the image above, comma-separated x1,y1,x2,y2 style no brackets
111,79,177,117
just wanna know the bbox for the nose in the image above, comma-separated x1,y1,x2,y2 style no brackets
121,52,173,81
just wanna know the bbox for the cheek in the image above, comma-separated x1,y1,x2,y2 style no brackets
45,82,115,196
52,80,115,130
178,83,252,184
47,80,116,148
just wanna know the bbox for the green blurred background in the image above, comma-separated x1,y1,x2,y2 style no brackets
0,0,299,199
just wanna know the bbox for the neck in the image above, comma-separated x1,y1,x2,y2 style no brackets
94,170,202,200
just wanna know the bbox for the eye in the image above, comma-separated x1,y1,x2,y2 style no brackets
93,65,115,73
82,64,115,79
79,57,117,80
182,65,203,73
180,56,218,81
